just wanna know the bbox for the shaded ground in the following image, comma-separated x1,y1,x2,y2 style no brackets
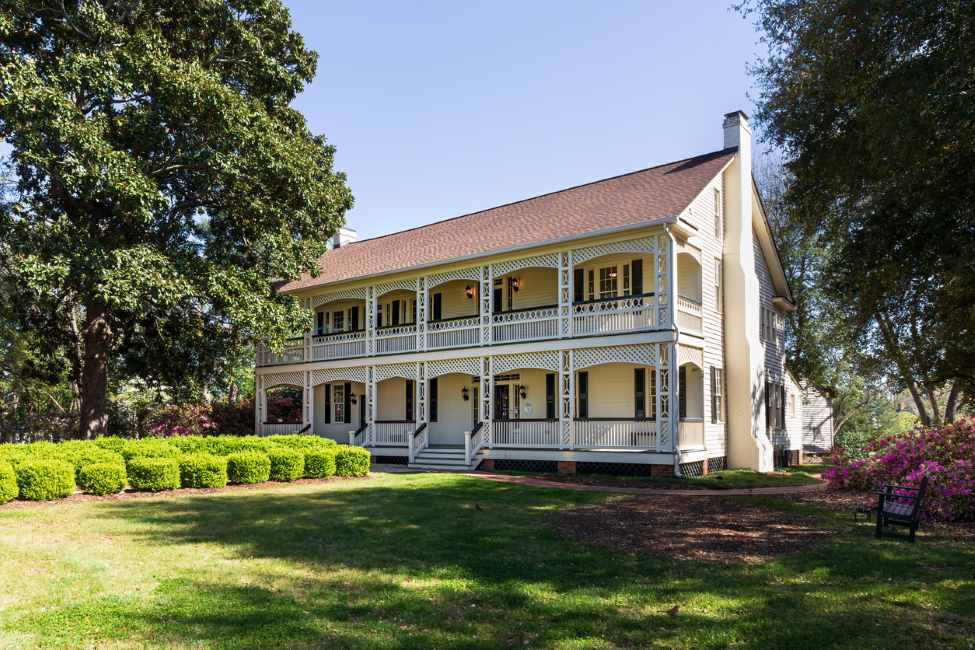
482,466,824,491
1,472,973,648
558,493,835,564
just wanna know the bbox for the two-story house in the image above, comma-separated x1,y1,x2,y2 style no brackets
254,111,800,475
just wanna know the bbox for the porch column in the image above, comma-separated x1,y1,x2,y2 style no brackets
655,342,677,452
254,372,263,434
416,362,427,425
416,276,427,351
303,297,312,361
366,285,376,356
302,370,313,433
479,264,493,346
480,356,493,447
655,233,674,329
366,365,376,446
558,250,573,338
559,349,575,449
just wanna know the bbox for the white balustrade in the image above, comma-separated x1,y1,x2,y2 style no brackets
574,419,657,449
427,316,480,350
492,306,559,343
678,419,705,449
260,422,305,435
375,324,418,355
572,293,657,337
258,338,306,366
676,295,703,333
493,419,560,448
373,420,414,446
311,331,366,360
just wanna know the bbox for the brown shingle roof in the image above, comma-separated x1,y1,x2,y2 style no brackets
282,147,736,292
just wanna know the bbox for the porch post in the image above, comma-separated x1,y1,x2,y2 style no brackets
655,342,675,452
416,276,427,351
655,233,673,328
416,361,427,425
558,250,573,338
302,370,313,433
254,373,263,434
366,365,376,446
559,349,575,449
366,285,376,356
480,356,493,447
303,297,312,362
480,264,493,346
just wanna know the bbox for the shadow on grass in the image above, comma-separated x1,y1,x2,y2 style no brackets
17,476,975,648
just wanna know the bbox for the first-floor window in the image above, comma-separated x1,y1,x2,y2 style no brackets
333,383,345,423
765,380,786,431
710,367,724,423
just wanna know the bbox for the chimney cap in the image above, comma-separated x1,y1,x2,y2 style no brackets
723,109,749,120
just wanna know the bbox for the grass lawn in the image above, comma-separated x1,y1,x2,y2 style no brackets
1,472,973,648
493,467,824,490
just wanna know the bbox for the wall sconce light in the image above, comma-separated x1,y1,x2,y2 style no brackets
511,278,522,292
461,387,470,401
608,269,618,279
518,385,527,399
465,285,475,299
350,395,358,405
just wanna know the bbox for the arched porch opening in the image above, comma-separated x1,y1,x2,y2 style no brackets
573,362,657,449
571,252,655,336
426,372,479,446
491,366,560,447
311,296,367,360
263,383,303,434
676,252,703,333
678,361,705,450
312,380,365,443
491,266,559,343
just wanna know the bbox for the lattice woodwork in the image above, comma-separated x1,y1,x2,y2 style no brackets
427,357,481,378
261,371,303,388
492,351,560,374
656,342,673,451
573,345,656,370
427,267,482,288
558,250,572,338
375,362,417,382
416,362,427,424
677,346,704,369
656,234,671,326
310,288,367,308
572,236,656,264
493,252,559,276
480,265,493,345
415,276,427,351
312,367,368,385
374,278,416,297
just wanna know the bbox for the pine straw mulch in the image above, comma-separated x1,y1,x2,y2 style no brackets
557,490,975,564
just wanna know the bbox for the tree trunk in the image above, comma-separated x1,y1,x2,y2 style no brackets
944,381,961,423
79,303,113,439
876,312,931,426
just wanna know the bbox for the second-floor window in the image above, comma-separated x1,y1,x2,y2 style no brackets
714,258,722,312
598,267,618,298
332,310,344,332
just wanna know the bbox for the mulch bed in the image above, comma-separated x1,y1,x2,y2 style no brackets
0,475,370,510
557,494,835,564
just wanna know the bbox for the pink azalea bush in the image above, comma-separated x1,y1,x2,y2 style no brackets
824,417,975,521
147,399,255,437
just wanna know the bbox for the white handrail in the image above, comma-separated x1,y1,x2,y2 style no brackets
574,419,657,449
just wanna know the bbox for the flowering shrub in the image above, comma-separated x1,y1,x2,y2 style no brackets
825,417,975,521
145,399,256,438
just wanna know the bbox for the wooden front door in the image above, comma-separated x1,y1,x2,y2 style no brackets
494,384,510,420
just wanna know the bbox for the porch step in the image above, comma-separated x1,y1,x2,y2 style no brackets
410,446,480,471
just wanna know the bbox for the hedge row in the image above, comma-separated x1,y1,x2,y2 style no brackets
0,435,369,504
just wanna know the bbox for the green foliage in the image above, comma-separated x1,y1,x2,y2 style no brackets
303,449,336,479
118,439,181,463
127,458,180,492
77,463,127,496
179,455,228,489
226,452,271,485
334,446,370,477
15,459,75,500
268,449,304,482
0,0,353,436
744,0,974,422
267,434,336,451
0,461,17,504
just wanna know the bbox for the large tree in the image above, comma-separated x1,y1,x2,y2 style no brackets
743,0,975,425
0,1,352,437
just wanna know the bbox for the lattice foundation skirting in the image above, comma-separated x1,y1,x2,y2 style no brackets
372,456,408,465
492,459,559,473
773,449,801,468
679,461,705,478
576,461,665,477
706,456,727,473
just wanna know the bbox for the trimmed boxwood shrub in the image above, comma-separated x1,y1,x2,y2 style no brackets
226,451,271,484
303,449,336,478
334,446,371,477
179,454,228,488
120,438,181,462
0,461,18,504
78,463,127,496
15,459,76,500
268,449,304,482
127,457,181,492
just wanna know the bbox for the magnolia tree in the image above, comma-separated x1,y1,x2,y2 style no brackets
0,1,352,437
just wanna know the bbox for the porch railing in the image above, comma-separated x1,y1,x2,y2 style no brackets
350,423,368,446
493,418,560,448
676,295,703,333
492,305,560,343
427,315,480,350
574,418,656,449
257,337,306,366
464,421,486,466
376,324,418,355
408,422,428,463
260,421,306,435
312,330,366,360
373,420,414,446
572,292,656,337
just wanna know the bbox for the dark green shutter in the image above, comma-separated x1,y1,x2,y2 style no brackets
344,382,352,424
406,379,415,422
631,259,643,294
429,377,438,422
634,368,646,418
545,374,556,419
323,384,331,424
432,293,442,320
577,372,589,419
573,269,584,302
678,367,687,419
350,306,359,331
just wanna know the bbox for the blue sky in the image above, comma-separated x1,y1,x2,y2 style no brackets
287,1,765,240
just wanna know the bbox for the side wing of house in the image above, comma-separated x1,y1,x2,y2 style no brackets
802,388,834,454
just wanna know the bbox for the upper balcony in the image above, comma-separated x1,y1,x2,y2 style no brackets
257,233,707,367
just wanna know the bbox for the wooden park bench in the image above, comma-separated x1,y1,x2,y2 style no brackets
874,475,929,542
